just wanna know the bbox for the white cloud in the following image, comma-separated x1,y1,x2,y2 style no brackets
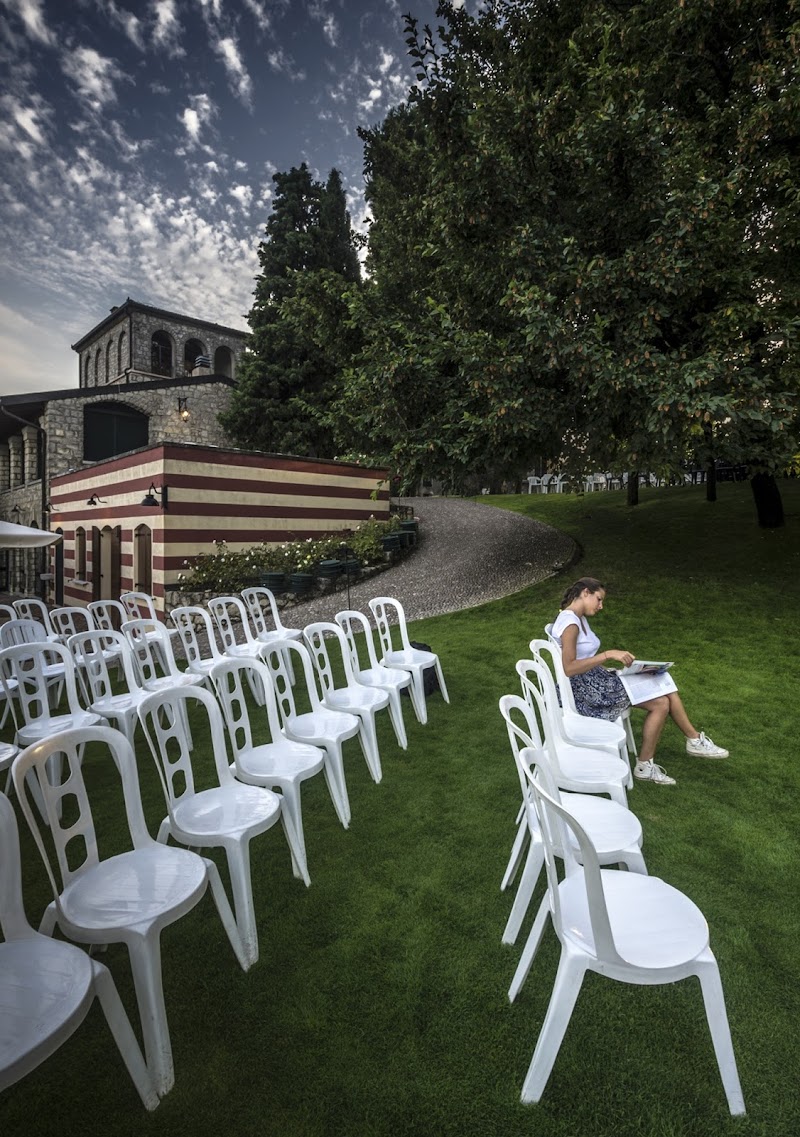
0,301,75,392
229,184,253,209
2,0,55,46
150,0,183,56
309,1,339,48
214,35,253,105
61,46,121,111
94,0,145,49
267,47,306,82
241,0,272,33
179,93,216,146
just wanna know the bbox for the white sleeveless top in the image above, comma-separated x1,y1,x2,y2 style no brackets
551,609,600,661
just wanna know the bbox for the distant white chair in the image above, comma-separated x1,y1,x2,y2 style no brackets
207,595,263,660
334,609,412,750
68,629,147,746
88,599,127,633
49,606,95,640
526,475,543,494
368,596,449,725
0,792,159,1109
13,598,60,642
138,683,308,966
582,472,607,493
170,605,224,683
0,640,100,748
12,724,249,1097
511,749,745,1115
304,622,391,783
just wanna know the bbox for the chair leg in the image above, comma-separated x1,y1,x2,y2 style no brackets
407,671,428,725
356,715,383,783
609,783,628,808
321,752,350,829
434,659,449,704
278,783,310,883
91,960,160,1110
502,840,544,946
386,689,408,749
508,893,551,1003
696,957,746,1116
501,813,529,891
127,934,174,1097
203,857,250,971
278,799,311,887
223,838,259,969
520,950,587,1103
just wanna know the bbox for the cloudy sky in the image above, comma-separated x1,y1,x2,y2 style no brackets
0,0,474,395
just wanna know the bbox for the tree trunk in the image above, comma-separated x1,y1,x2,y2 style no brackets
626,471,639,507
705,461,717,502
750,472,785,528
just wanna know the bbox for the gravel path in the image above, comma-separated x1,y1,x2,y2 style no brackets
280,496,576,625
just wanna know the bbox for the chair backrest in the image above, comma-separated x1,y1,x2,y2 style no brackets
241,588,282,639
0,603,16,622
258,638,322,724
11,725,156,898
303,622,358,697
498,694,566,831
68,630,141,704
334,609,382,673
0,641,81,731
87,599,127,633
539,627,578,715
120,591,158,623
207,596,257,654
210,657,283,761
368,596,412,657
0,790,31,941
121,619,177,684
513,660,564,777
13,599,54,635
138,685,234,818
522,758,622,966
170,606,222,669
0,618,49,649
50,607,95,640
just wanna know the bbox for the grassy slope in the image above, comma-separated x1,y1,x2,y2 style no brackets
2,482,798,1137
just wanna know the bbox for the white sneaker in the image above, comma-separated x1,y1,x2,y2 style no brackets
686,732,729,759
634,760,676,785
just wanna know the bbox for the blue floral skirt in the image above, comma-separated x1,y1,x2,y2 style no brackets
570,666,631,721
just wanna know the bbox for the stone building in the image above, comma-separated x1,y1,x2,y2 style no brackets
0,299,246,592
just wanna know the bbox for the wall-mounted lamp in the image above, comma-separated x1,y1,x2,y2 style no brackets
86,493,106,506
178,397,190,421
141,483,169,509
10,504,21,516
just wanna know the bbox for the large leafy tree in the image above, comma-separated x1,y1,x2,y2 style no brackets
329,0,798,521
221,164,361,457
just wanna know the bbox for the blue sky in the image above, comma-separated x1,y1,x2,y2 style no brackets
0,0,475,395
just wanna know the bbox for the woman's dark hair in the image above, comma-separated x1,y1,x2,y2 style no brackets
560,576,605,609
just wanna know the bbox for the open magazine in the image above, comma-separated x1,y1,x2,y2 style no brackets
617,660,677,703
619,660,674,676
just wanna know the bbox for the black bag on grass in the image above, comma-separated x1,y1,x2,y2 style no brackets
401,641,439,696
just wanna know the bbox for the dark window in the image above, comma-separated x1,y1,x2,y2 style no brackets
184,337,206,372
151,330,173,377
83,403,149,461
214,345,233,378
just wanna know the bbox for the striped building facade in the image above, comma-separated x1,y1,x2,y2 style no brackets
48,442,389,614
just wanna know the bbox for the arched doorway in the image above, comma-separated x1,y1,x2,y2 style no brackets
151,330,173,377
134,524,152,593
214,345,233,378
184,338,207,373
92,526,121,600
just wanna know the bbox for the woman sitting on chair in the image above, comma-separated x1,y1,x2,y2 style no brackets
551,576,728,786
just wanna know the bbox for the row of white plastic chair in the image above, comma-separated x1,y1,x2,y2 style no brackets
495,644,745,1114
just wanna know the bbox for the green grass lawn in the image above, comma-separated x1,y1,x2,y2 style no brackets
2,481,799,1137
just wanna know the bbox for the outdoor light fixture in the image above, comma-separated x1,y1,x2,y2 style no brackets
86,493,106,506
178,397,190,421
10,504,21,515
140,483,169,509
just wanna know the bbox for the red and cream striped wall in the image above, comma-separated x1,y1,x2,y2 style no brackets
49,442,389,614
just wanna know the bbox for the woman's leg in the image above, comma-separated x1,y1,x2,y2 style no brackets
637,695,670,761
664,691,700,739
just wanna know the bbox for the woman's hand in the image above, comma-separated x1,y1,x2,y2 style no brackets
602,649,635,667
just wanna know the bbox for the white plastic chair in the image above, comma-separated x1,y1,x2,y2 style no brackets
88,598,127,633
12,724,248,1097
121,618,205,694
50,605,96,639
211,655,342,872
258,638,361,826
0,640,100,748
368,596,449,725
120,592,179,669
526,475,543,494
499,694,645,956
170,605,225,682
335,609,412,750
208,595,263,659
517,659,630,807
529,638,629,766
68,629,148,745
512,755,746,1115
13,598,60,641
138,684,308,965
544,623,637,759
0,792,159,1109
304,621,391,784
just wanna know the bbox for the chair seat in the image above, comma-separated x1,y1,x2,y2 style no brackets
287,709,361,744
383,648,434,670
326,687,389,714
17,711,102,744
255,628,302,644
557,745,629,785
59,846,208,933
0,937,94,1078
564,714,626,747
356,666,411,691
90,694,144,717
171,784,282,839
558,792,643,856
559,870,709,969
231,740,325,784
141,674,204,693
